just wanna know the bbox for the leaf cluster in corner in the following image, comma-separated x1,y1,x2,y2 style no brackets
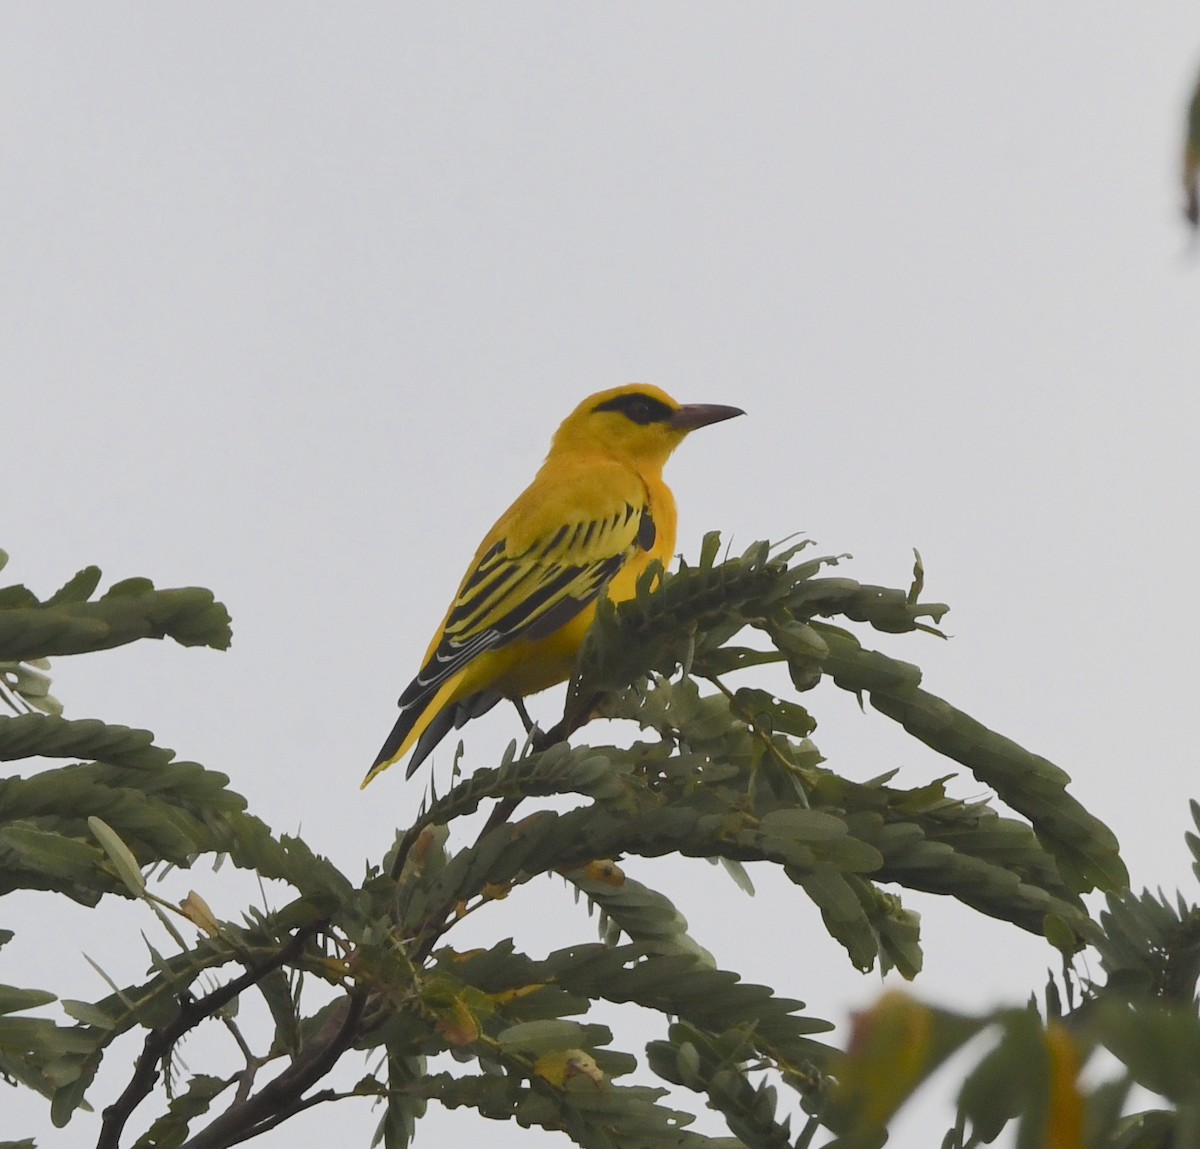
0,555,232,660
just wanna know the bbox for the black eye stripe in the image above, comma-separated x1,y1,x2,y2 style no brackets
592,392,676,425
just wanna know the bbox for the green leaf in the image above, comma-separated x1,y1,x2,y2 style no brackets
104,577,155,598
825,993,987,1141
1097,1000,1200,1102
564,866,715,964
495,1019,609,1057
648,1022,797,1148
59,999,121,1028
0,584,38,609
817,624,1125,895
0,582,232,661
791,863,879,972
418,1069,731,1147
957,1010,1046,1144
87,816,146,896
373,1055,427,1149
1042,914,1078,957
718,856,755,896
45,567,102,606
0,985,57,1015
0,825,106,888
543,943,833,1073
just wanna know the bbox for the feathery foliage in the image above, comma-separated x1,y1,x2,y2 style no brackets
0,538,1189,1149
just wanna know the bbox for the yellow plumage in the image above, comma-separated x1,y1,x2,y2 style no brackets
364,383,744,786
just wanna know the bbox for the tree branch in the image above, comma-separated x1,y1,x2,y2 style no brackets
386,691,601,882
180,988,368,1149
96,923,322,1149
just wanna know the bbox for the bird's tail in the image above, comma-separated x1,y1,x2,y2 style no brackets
362,678,503,787
362,677,456,788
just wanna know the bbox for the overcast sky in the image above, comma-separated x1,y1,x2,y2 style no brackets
4,6,1200,1147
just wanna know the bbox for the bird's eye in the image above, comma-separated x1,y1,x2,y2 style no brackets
592,392,675,425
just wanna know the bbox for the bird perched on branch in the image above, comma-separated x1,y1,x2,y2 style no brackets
363,383,744,786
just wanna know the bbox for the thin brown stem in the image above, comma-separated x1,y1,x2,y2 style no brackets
180,989,367,1149
97,923,322,1149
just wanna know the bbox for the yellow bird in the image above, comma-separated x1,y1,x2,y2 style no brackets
364,384,744,786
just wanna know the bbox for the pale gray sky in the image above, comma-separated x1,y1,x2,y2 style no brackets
4,6,1200,1147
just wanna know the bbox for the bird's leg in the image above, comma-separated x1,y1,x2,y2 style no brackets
468,699,537,844
512,696,536,734
536,691,603,751
481,692,604,841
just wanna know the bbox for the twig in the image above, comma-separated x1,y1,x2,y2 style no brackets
220,1088,345,1144
473,693,602,838
221,1015,268,1104
405,699,609,963
180,989,367,1149
388,690,602,882
97,923,322,1149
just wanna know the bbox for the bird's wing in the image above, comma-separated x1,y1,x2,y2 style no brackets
402,489,656,707
364,468,657,785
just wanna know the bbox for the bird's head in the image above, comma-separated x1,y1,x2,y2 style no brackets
549,383,744,470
